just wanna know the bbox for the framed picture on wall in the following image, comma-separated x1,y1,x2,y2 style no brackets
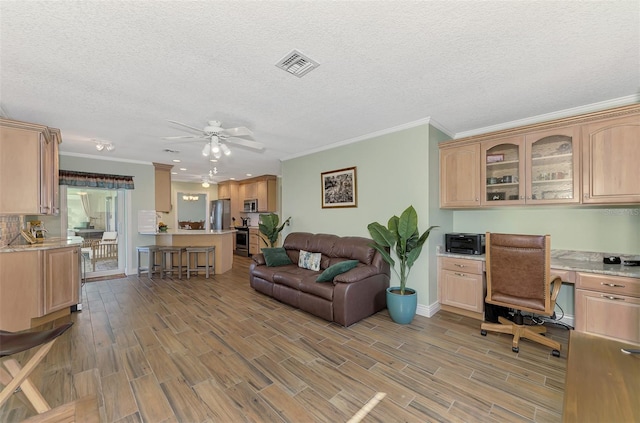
321,166,357,208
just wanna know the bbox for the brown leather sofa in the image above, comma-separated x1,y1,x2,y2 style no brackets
249,232,390,326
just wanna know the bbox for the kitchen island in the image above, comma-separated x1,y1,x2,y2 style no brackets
141,229,236,274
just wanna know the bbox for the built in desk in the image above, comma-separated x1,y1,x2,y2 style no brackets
562,331,640,422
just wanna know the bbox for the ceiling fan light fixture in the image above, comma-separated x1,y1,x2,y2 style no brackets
221,144,231,156
211,144,220,154
95,143,104,151
202,181,210,188
105,143,115,152
213,150,222,159
202,143,211,156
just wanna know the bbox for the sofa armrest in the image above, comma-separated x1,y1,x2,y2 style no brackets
252,253,266,266
333,265,379,283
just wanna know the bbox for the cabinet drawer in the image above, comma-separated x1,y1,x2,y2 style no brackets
576,272,640,297
439,269,485,313
575,289,640,344
439,257,484,274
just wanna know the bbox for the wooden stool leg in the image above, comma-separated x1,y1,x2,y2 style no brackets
0,339,56,412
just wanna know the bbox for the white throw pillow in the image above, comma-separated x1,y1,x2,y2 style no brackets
298,249,321,271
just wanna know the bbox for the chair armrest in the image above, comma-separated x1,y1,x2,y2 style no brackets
334,266,380,283
550,275,562,302
252,254,266,266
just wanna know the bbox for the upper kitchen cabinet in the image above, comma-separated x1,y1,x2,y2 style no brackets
524,126,580,204
440,143,481,208
256,177,277,212
0,118,61,215
153,162,173,212
581,112,640,204
481,136,525,205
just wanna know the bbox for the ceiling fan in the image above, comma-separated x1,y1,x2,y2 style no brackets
162,120,264,159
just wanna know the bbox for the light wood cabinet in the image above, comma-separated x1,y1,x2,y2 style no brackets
243,182,257,200
481,127,580,205
0,246,80,332
438,257,485,319
43,247,80,314
581,113,640,204
0,119,61,215
439,104,640,208
249,227,260,255
256,178,277,212
575,272,640,344
440,144,481,208
218,181,241,223
153,162,173,212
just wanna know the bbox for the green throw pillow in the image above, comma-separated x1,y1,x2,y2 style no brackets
262,247,292,267
316,260,359,282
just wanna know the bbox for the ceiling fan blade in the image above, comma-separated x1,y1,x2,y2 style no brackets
225,137,265,151
161,135,201,140
221,126,254,139
168,120,204,133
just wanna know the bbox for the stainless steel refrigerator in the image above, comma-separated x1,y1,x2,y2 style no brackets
210,199,231,230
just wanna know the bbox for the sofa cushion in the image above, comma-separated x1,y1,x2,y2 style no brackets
262,247,293,267
298,250,321,271
316,260,359,282
272,266,318,289
299,280,335,301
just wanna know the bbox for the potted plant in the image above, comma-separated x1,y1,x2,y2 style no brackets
368,205,438,324
158,222,168,232
258,213,291,248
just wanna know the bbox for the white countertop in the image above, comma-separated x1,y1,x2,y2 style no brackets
140,229,236,235
0,237,82,253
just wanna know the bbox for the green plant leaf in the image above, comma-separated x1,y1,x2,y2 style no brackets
367,222,394,247
397,206,417,242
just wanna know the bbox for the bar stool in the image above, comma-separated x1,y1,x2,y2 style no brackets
186,246,216,279
160,246,187,279
136,245,161,278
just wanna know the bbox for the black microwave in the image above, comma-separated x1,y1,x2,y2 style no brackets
445,233,485,255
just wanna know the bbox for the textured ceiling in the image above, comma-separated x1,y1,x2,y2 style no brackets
1,1,638,183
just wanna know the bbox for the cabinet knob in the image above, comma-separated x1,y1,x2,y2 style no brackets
454,272,466,277
454,264,465,268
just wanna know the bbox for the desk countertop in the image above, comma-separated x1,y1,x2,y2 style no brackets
562,331,640,422
437,249,640,279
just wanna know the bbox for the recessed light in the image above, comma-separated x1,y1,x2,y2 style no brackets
246,173,252,177
171,172,178,175
230,177,236,180
172,159,181,163
210,159,218,163
180,168,187,171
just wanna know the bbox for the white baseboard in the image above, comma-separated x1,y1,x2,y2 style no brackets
417,302,440,318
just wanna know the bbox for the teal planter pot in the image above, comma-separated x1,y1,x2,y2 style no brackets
386,287,417,324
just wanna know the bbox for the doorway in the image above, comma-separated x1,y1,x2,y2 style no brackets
65,186,125,277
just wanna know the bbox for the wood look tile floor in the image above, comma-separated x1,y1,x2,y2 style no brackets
1,256,569,422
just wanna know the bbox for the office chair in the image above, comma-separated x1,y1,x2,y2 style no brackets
480,233,562,357
0,322,74,413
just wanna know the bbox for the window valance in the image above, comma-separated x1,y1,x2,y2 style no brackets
59,170,135,190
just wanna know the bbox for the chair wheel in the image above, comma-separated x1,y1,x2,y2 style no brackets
481,330,487,336
512,347,519,353
552,349,560,357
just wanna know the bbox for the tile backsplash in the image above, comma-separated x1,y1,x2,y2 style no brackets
0,215,23,247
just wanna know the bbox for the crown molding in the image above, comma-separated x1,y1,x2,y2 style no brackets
454,95,640,139
60,151,151,165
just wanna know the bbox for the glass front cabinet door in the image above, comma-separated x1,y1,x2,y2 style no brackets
481,136,525,205
525,126,580,204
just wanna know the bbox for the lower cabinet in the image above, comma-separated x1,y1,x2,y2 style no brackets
438,256,485,319
575,272,640,344
249,228,260,255
0,246,80,331
44,247,80,314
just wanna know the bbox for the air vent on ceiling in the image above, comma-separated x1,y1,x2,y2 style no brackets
275,49,319,77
